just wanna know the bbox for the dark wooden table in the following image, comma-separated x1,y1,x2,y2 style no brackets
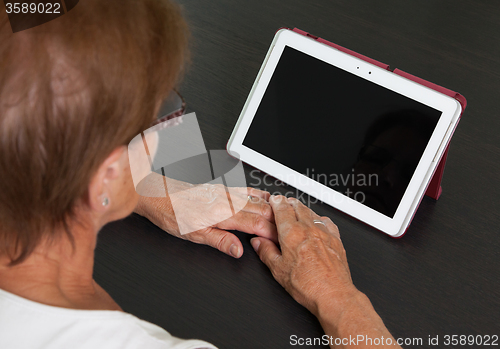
94,1,500,348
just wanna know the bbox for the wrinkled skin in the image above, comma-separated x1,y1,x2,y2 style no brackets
135,172,277,258
250,195,354,315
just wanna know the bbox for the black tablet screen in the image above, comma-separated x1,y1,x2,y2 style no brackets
243,46,442,218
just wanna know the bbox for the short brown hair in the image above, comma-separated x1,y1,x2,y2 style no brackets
0,0,189,265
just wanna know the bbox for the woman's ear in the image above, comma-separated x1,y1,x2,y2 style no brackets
87,146,127,212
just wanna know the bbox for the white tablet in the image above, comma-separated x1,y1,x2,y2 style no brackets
227,28,463,237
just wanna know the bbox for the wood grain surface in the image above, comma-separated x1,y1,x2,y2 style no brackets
94,1,500,348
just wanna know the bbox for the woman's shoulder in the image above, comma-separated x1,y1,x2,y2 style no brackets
0,288,217,349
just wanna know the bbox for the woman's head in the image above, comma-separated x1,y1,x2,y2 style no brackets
0,0,189,265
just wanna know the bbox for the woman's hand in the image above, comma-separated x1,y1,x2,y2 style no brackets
134,173,277,258
250,195,357,316
250,195,399,349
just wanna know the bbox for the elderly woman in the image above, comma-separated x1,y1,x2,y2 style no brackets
0,1,400,348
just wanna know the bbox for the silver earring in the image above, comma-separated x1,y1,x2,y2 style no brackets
102,197,109,206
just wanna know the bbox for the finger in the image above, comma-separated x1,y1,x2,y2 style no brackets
232,187,271,201
202,228,244,258
319,216,341,240
217,211,278,243
251,237,283,278
286,198,338,237
286,197,316,224
247,187,271,201
228,189,274,222
243,199,274,222
319,216,347,266
229,191,273,221
269,195,297,233
286,198,330,237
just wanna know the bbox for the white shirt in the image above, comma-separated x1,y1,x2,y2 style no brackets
0,288,217,349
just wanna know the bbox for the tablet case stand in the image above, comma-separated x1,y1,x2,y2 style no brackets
290,27,467,201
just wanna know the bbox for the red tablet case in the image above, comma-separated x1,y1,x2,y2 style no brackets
289,28,467,202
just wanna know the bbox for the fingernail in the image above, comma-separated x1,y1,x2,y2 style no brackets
230,244,240,258
271,195,282,203
250,238,261,252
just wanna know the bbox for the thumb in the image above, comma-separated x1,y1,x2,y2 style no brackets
202,228,243,258
250,237,282,272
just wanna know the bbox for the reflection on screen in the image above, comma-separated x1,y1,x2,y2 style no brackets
243,46,442,218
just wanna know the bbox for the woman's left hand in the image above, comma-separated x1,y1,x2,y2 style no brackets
134,174,277,258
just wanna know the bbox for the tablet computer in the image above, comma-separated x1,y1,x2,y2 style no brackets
227,28,464,237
